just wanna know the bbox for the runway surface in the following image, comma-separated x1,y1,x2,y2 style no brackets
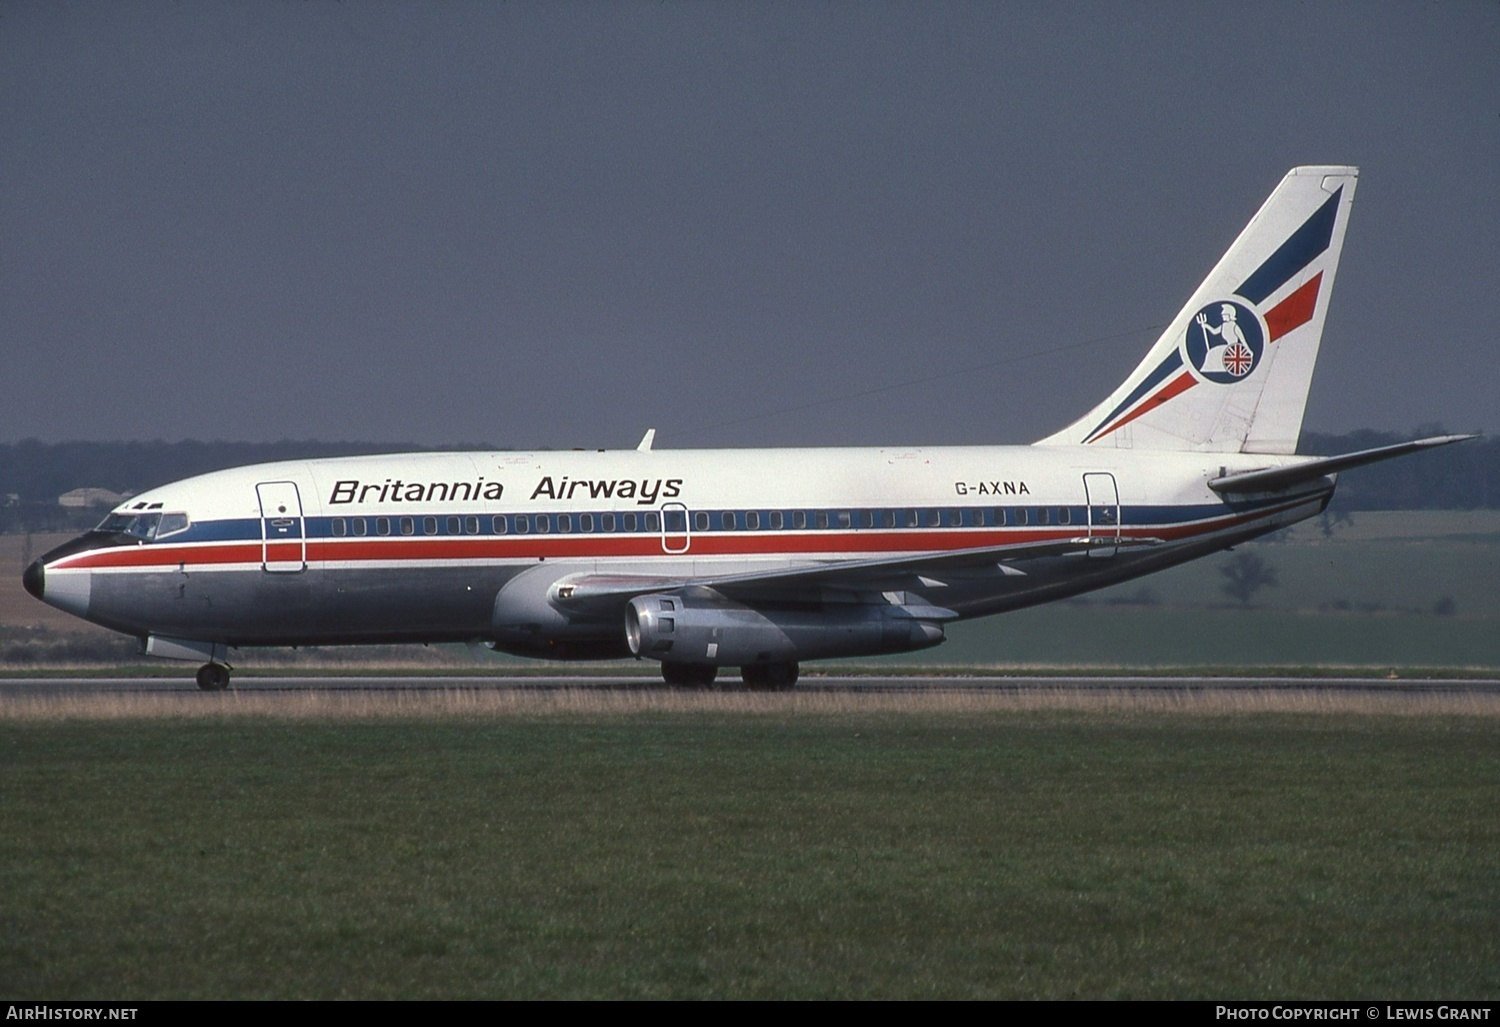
3,674,1499,697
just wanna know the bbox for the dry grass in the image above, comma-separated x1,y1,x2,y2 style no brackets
4,683,1498,722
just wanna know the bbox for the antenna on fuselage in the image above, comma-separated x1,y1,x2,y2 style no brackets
637,428,656,452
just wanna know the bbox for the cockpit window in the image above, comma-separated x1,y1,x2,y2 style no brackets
156,513,190,537
95,512,163,540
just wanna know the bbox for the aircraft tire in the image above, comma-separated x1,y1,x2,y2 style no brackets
195,663,230,691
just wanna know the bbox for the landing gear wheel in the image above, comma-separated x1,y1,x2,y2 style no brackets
661,663,717,688
195,663,231,691
741,662,799,691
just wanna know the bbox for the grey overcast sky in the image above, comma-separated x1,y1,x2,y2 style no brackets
2,1,1496,449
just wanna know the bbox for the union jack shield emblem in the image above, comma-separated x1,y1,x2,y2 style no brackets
1223,341,1255,376
1183,299,1265,384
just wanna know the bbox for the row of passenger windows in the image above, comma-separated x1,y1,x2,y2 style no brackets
327,506,1096,538
330,512,665,537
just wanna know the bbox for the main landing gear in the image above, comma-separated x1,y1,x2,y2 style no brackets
195,662,231,691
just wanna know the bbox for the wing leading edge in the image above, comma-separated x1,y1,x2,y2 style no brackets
549,533,1165,616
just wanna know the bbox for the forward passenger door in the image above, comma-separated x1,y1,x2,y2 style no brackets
256,481,306,573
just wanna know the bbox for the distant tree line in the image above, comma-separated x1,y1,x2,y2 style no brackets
1301,426,1495,513
0,438,493,534
0,428,1491,533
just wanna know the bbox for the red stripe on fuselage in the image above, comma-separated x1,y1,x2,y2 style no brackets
52,543,263,570
57,530,1078,569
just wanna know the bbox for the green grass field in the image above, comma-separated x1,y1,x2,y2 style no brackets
3,696,1497,999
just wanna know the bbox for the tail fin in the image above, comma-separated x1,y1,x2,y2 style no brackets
1037,166,1358,454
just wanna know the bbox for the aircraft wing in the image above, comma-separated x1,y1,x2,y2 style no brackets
551,534,1164,615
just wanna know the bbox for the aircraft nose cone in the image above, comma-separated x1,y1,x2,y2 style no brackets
22,559,45,601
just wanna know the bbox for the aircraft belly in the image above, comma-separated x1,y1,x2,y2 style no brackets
88,565,522,646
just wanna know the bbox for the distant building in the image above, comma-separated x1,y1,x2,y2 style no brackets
58,488,129,509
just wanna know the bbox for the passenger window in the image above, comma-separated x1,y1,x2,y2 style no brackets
793,511,807,529
1058,507,1072,525
1036,507,1049,526
745,511,759,530
580,514,594,533
423,517,437,535
332,518,347,537
814,511,828,529
465,516,479,534
536,516,551,534
694,512,709,531
377,517,392,536
400,517,415,536
993,509,1007,527
353,518,368,536
515,516,530,534
623,513,638,532
557,515,572,533
1014,508,1027,526
447,516,462,534
644,512,660,531
769,511,784,530
493,516,508,534
601,513,616,532
723,512,736,531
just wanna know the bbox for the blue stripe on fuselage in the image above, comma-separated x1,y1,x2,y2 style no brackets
119,492,1317,551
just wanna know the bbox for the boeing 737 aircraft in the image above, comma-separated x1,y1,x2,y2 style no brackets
24,166,1471,689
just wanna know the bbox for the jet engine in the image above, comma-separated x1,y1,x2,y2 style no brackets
624,591,947,666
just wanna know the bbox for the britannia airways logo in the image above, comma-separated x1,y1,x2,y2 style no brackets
1183,300,1265,384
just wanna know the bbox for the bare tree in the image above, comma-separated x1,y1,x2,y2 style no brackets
1220,551,1279,606
1319,509,1355,539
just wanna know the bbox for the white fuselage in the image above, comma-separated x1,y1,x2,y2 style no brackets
31,443,1331,659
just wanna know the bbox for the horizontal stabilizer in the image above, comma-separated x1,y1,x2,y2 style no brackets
1208,434,1476,493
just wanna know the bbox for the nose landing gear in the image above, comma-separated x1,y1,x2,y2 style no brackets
195,663,231,691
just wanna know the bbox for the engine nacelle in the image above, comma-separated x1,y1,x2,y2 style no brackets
625,591,946,666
